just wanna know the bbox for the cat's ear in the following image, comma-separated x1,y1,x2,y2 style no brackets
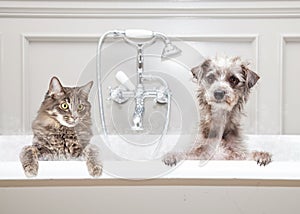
80,81,93,96
48,76,64,96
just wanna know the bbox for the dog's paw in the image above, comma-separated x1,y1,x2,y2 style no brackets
252,151,272,166
162,152,182,167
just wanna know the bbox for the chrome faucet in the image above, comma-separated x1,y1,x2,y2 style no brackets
132,45,145,130
109,42,169,130
103,30,181,131
132,85,145,130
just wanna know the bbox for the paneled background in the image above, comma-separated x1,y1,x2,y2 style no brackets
0,0,299,135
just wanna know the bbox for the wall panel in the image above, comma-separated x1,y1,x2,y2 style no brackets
22,35,98,132
0,1,299,134
281,36,300,134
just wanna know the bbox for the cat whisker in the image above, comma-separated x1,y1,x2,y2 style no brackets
78,118,89,129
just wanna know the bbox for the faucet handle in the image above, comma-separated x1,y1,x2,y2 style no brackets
108,86,130,104
155,87,170,104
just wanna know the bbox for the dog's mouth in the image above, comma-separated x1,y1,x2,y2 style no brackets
207,97,235,111
210,99,231,105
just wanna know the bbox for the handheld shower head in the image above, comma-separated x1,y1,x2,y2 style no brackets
161,42,182,59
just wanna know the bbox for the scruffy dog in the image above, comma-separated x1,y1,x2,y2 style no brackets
163,56,272,166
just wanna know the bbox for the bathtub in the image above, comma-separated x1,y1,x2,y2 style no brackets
0,134,300,180
1,135,300,214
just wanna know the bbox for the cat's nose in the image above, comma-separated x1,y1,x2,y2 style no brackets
72,114,79,120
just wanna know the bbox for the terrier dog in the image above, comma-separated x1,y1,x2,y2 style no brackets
163,56,272,166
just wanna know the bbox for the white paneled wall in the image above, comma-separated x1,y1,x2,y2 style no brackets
0,0,300,135
281,36,300,135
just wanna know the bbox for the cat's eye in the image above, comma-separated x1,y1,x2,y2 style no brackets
60,102,69,110
78,104,84,111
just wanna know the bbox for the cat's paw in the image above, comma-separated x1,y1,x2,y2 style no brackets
23,164,39,177
87,161,102,177
20,146,39,177
252,151,272,166
163,152,182,167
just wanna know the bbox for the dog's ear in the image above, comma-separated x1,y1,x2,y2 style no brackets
242,65,260,88
191,59,211,81
191,65,201,80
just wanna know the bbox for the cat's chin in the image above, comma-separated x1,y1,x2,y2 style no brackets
53,114,79,128
61,121,79,128
56,118,78,128
63,123,77,128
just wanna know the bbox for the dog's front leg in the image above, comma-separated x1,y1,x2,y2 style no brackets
162,140,215,166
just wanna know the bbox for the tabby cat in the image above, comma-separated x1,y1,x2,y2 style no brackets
20,76,102,177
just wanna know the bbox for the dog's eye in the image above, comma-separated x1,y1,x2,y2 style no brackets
229,75,240,87
206,74,215,84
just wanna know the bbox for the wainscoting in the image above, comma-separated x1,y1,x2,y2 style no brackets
1,1,300,214
0,0,300,135
1,134,300,214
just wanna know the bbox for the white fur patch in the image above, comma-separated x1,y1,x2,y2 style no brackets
212,56,243,69
56,114,75,128
49,109,77,128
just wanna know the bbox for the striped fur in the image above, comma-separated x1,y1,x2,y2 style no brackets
20,77,102,177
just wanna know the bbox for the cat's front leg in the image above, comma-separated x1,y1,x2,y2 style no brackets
19,145,39,177
83,144,102,177
65,138,83,159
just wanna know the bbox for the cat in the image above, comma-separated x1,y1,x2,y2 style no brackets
20,76,102,177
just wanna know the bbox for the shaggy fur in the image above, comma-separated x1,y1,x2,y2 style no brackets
163,56,272,166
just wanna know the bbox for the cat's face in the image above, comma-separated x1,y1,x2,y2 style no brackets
42,77,93,128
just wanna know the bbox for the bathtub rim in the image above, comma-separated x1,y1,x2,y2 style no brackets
1,160,300,187
1,134,300,187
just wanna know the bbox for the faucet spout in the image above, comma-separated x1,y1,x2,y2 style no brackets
132,112,143,130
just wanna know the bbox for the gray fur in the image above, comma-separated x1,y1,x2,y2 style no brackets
163,56,271,166
20,77,102,177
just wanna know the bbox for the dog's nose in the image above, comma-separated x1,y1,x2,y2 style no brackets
214,90,225,100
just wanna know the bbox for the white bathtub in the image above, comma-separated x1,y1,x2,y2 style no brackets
0,134,300,180
1,135,300,214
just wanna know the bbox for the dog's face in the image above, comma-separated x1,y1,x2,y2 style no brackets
191,56,260,111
